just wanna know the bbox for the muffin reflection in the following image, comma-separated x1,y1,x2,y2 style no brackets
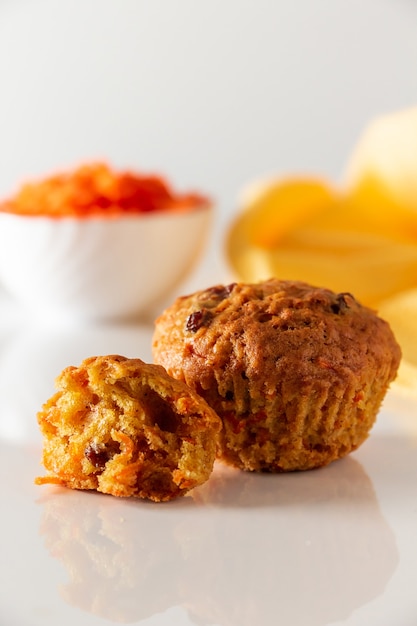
39,491,183,623
187,458,399,625
38,457,398,625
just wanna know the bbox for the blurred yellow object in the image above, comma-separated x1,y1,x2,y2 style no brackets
345,106,417,225
226,176,417,306
229,177,336,248
226,176,335,281
378,289,417,397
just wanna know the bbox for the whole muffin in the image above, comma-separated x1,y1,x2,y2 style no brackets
152,279,401,472
36,355,221,501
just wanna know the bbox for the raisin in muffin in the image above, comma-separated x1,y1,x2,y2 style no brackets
152,279,401,472
36,355,221,501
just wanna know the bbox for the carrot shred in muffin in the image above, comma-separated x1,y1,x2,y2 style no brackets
1,163,209,217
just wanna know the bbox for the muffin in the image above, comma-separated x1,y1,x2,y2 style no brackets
152,279,401,472
36,355,222,501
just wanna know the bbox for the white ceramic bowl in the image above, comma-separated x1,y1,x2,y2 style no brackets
0,206,212,323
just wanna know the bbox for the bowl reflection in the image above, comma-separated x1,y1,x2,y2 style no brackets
38,457,398,626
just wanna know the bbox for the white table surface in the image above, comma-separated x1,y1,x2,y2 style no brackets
0,286,416,626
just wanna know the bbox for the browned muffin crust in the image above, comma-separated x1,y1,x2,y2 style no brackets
153,279,401,472
36,355,222,501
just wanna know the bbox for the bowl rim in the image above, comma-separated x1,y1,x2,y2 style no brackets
0,201,213,223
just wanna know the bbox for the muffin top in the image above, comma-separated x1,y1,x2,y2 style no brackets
153,279,401,414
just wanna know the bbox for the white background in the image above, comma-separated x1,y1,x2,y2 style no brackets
0,0,417,283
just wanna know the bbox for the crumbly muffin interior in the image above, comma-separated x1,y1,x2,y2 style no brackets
36,355,221,501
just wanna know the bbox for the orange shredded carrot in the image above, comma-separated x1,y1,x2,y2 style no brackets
34,475,65,486
1,163,210,217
